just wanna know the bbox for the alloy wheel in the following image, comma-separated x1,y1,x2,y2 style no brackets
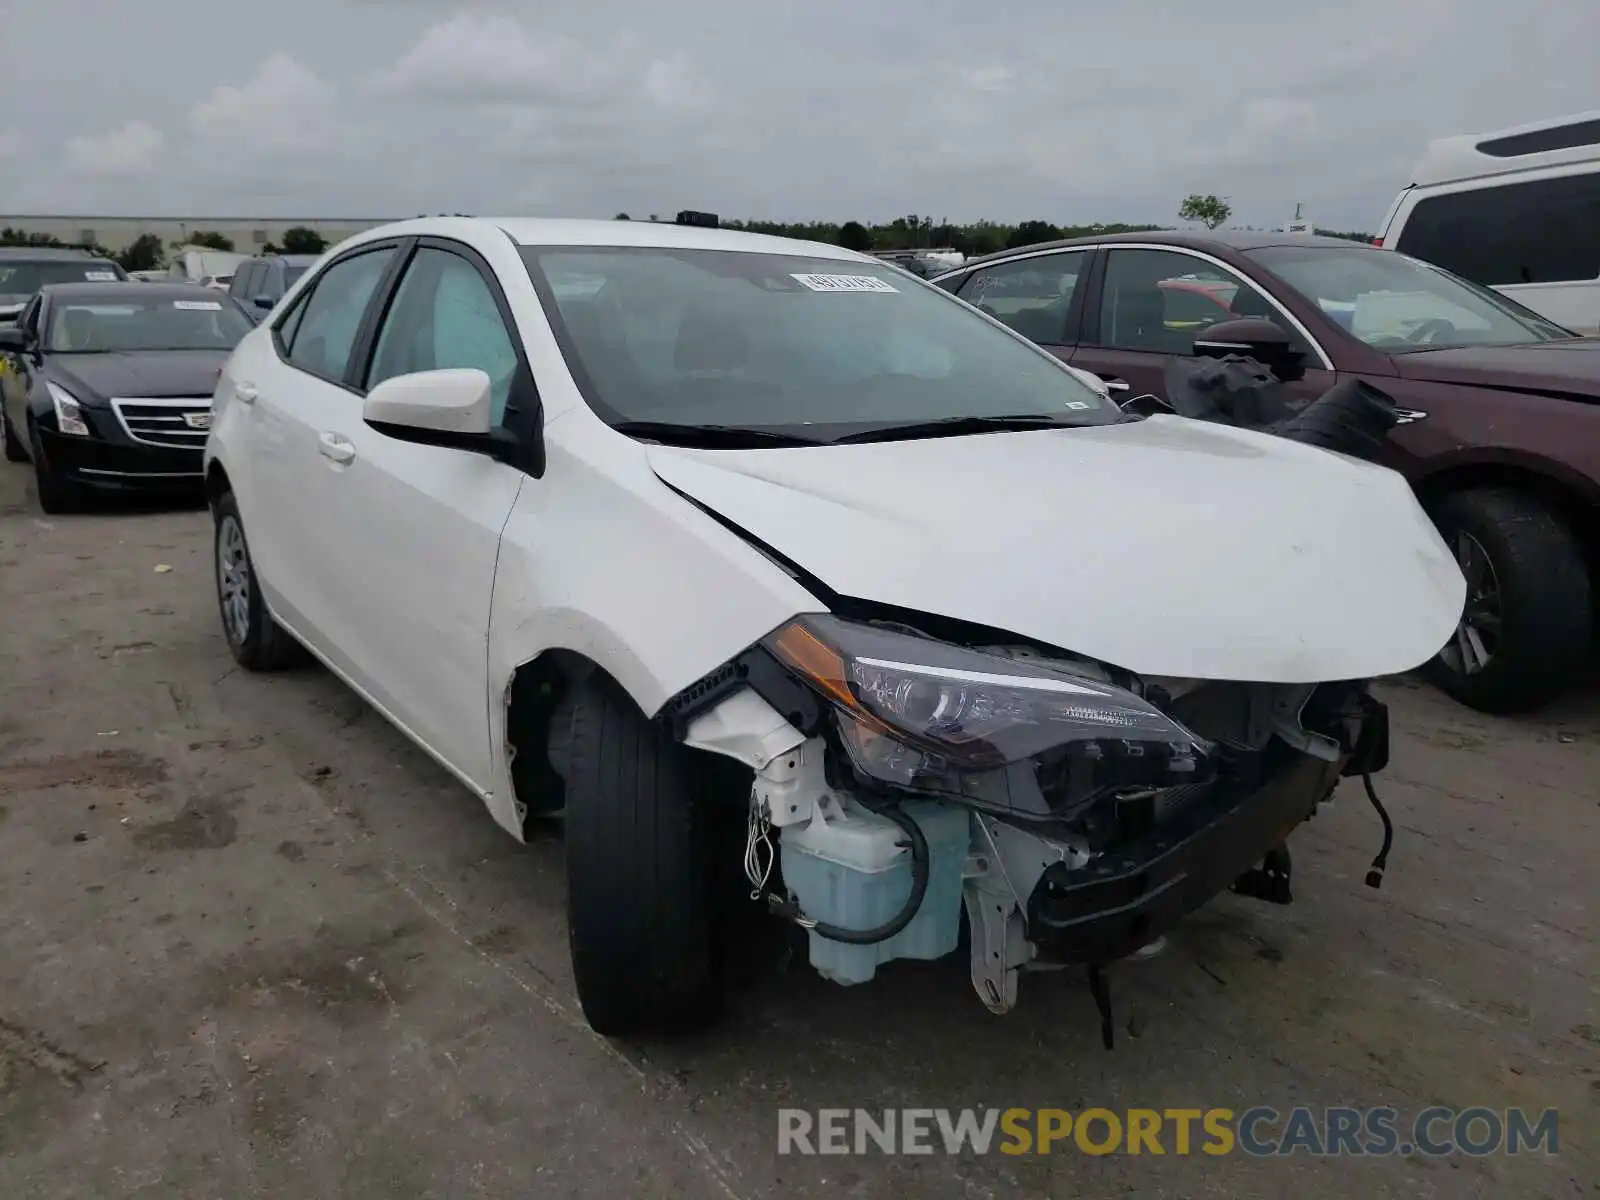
217,515,252,647
1437,530,1501,676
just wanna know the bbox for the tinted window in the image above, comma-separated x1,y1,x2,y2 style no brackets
521,247,1118,436
957,251,1087,344
284,248,395,381
367,247,520,423
0,261,124,292
228,263,256,299
1249,245,1572,348
44,295,253,352
1396,174,1600,285
1477,119,1600,157
1092,248,1311,357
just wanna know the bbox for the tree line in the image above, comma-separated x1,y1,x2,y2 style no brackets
0,225,331,272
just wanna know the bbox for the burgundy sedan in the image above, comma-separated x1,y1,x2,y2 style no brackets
933,232,1600,714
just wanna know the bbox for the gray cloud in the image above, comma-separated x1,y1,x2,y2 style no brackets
0,0,1595,229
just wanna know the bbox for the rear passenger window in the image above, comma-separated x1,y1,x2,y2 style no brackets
1397,174,1600,286
957,251,1087,344
284,248,396,382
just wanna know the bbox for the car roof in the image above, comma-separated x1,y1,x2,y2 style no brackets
0,247,109,261
41,281,232,302
950,229,1375,272
343,216,867,263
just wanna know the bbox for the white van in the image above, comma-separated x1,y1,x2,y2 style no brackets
1374,110,1600,335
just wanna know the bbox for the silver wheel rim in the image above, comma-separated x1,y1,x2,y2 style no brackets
217,515,252,646
1438,531,1501,676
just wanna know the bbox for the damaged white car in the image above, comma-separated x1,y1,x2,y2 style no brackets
202,217,1466,1041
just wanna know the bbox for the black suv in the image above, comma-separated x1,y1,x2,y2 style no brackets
228,254,320,315
0,248,128,326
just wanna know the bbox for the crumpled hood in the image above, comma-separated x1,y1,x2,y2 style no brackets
50,350,228,405
1393,338,1600,398
648,415,1466,683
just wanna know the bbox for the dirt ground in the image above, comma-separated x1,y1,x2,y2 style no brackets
0,461,1595,1200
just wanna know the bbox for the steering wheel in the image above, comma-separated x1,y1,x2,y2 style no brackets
1405,317,1458,346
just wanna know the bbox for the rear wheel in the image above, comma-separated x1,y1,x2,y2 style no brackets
550,672,724,1037
1423,487,1593,713
213,491,302,670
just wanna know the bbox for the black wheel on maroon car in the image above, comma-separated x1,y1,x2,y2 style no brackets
27,418,87,514
1,408,27,463
212,490,303,671
547,671,724,1037
1423,487,1593,714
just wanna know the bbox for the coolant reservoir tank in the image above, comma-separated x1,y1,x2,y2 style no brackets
779,798,971,985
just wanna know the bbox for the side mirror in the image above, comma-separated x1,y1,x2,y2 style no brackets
1192,318,1306,382
362,368,520,464
0,327,26,353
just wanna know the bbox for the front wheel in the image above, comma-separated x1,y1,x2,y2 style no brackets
1423,487,1593,713
29,421,87,514
213,491,302,670
550,673,723,1037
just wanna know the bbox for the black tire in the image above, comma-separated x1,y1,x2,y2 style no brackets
1,408,27,463
29,420,87,514
551,672,723,1037
213,491,302,671
1422,487,1593,713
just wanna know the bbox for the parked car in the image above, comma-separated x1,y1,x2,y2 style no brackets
227,253,320,316
1375,109,1600,335
201,216,1460,1038
0,248,128,326
0,282,255,511
932,231,1598,713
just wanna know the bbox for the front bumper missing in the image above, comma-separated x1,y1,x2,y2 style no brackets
1023,750,1341,964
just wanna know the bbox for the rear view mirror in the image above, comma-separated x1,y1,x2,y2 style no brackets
363,368,521,464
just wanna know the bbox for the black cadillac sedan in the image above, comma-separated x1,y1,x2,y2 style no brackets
0,282,255,512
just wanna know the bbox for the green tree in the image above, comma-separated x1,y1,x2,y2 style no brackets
837,220,872,252
279,226,328,254
614,212,631,220
117,233,165,272
1178,194,1231,230
1007,220,1061,249
174,231,235,252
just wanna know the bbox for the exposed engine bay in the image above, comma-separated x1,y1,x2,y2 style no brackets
665,615,1395,1049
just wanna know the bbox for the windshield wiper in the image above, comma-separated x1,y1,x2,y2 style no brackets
609,420,823,448
829,414,1078,444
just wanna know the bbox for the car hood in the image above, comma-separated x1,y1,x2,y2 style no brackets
49,350,228,404
1392,338,1600,397
647,416,1466,683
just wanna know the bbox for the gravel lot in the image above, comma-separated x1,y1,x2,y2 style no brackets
0,461,1595,1199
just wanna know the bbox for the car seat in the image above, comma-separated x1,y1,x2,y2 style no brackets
60,308,96,351
1109,283,1183,351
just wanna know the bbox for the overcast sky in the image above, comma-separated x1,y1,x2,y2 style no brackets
0,0,1595,231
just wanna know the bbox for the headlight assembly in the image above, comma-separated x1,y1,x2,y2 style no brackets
46,381,90,437
765,615,1212,815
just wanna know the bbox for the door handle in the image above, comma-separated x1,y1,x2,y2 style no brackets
234,381,258,404
1098,376,1131,392
317,431,356,465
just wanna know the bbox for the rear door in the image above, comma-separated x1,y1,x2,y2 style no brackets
947,248,1091,362
1070,246,1336,405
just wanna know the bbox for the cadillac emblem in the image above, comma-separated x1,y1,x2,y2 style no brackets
184,411,213,430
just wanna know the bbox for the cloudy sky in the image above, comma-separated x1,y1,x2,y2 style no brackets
0,0,1595,231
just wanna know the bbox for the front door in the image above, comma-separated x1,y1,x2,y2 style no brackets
1070,247,1336,408
311,239,529,790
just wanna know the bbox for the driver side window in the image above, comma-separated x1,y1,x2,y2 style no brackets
365,246,521,425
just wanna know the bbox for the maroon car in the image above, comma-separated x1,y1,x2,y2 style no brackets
933,232,1599,713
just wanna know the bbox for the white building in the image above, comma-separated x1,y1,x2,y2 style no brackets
0,214,395,255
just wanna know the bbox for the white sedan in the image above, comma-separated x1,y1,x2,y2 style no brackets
203,217,1463,1039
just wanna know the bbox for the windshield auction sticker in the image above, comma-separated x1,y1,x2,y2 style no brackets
173,300,223,311
790,273,899,293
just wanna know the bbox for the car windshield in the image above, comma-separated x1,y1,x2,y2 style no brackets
519,247,1120,441
45,297,254,352
0,262,123,293
1248,245,1575,350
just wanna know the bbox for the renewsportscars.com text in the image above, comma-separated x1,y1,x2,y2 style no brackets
777,1106,1560,1158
